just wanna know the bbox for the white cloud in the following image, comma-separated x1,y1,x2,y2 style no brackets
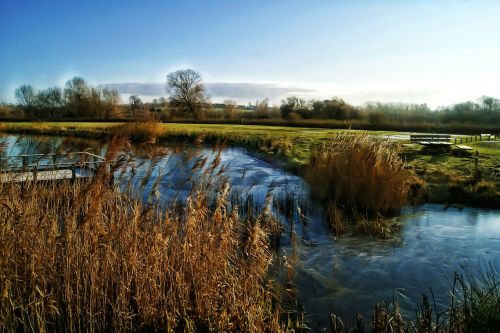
100,79,500,108
100,81,315,104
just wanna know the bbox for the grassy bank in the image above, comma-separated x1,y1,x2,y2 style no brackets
1,138,498,331
1,121,499,209
2,117,499,134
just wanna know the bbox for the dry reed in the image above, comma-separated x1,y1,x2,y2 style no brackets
112,120,166,144
0,141,295,332
304,134,414,234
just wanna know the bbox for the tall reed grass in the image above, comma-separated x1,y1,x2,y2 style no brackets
112,120,166,143
0,141,295,332
304,134,416,234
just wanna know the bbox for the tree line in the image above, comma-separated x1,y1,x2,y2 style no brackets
4,69,500,128
14,77,121,119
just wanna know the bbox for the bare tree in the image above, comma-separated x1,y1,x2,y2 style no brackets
223,99,238,120
64,77,90,116
129,95,143,118
166,69,206,116
101,88,121,118
256,98,270,118
15,85,37,117
37,87,63,118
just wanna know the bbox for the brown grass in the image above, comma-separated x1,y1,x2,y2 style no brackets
0,143,295,332
112,120,166,144
304,134,415,234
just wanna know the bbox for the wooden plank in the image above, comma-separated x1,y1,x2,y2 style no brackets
0,168,95,183
410,134,451,143
456,145,473,150
419,141,452,147
0,152,104,184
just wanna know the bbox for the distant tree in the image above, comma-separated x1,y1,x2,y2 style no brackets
223,99,238,120
166,69,206,116
479,96,499,113
37,87,64,118
64,77,90,116
369,111,385,125
256,98,270,118
280,96,307,119
15,85,38,117
101,88,121,118
129,95,143,118
321,98,351,120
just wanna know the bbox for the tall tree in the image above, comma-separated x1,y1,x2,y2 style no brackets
37,87,63,118
166,69,206,115
129,95,143,118
15,85,37,117
101,88,121,118
64,77,90,116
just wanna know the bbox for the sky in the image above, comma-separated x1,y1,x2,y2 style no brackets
1,0,500,107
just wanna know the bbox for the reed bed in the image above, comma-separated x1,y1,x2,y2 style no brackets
112,120,167,144
0,142,296,332
304,134,417,234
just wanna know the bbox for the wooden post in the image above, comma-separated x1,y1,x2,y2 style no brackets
72,165,76,180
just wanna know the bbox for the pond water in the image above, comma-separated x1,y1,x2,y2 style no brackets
1,134,499,330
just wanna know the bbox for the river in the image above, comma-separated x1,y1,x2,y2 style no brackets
1,134,499,330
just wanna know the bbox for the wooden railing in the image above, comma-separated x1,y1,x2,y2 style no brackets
0,152,106,182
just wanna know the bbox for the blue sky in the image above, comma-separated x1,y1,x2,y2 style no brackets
1,0,500,107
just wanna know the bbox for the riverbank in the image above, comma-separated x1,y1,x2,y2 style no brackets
1,135,499,331
1,121,499,209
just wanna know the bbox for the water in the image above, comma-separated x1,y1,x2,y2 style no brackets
1,134,499,330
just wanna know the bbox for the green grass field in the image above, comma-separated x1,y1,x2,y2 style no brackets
1,120,499,207
1,121,498,158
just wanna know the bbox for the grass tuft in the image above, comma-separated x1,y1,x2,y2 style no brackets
304,134,415,234
112,120,167,143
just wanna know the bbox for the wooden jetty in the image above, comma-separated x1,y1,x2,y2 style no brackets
0,152,106,183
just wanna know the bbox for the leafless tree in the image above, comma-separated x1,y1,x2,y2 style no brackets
223,99,238,120
166,69,206,116
15,85,37,116
64,77,90,116
256,98,270,118
129,95,143,118
101,88,121,118
37,87,63,118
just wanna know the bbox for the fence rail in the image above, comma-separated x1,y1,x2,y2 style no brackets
0,152,106,183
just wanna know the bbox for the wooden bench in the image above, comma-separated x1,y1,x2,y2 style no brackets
410,134,452,148
410,134,451,143
480,134,494,140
